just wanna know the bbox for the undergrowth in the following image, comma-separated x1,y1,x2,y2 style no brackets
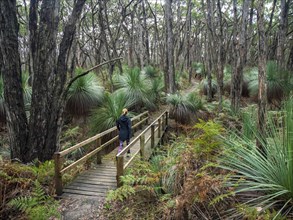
101,120,234,220
0,160,60,219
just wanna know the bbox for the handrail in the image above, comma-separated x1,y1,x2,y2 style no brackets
58,111,149,157
116,110,168,187
54,111,149,196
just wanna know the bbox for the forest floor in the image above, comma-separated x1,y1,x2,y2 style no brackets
59,78,199,220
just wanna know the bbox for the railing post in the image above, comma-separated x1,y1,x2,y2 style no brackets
140,134,145,160
151,124,155,148
96,138,102,164
165,111,168,130
158,118,161,138
54,152,63,196
116,156,124,187
146,113,149,125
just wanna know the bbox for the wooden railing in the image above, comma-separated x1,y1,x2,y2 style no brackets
54,111,149,196
116,110,168,187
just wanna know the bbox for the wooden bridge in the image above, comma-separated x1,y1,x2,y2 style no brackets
54,110,168,199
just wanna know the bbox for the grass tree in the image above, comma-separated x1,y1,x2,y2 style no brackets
220,100,293,218
166,93,203,125
114,67,153,111
66,70,104,118
248,61,292,106
90,91,135,134
0,73,32,122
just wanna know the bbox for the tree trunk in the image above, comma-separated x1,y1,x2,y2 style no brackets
276,0,290,69
165,0,176,93
0,0,29,160
186,0,192,83
257,0,267,154
231,0,250,112
1,0,86,163
216,0,226,112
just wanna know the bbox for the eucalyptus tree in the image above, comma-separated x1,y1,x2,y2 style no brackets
0,0,86,162
164,0,176,94
231,0,250,112
256,0,267,152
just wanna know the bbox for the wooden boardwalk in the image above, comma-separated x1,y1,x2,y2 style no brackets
60,111,167,199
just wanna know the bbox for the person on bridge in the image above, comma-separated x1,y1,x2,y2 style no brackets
116,108,132,156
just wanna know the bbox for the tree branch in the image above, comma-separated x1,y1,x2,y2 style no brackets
65,57,123,92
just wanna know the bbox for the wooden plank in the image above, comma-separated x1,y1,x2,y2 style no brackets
82,170,117,176
81,172,116,178
78,174,116,180
73,177,116,184
68,182,116,190
67,180,116,188
63,188,106,197
65,185,112,193
62,193,105,199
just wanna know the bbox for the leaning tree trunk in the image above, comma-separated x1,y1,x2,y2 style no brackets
0,0,29,161
257,0,267,154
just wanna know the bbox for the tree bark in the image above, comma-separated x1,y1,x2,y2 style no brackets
1,0,86,162
276,0,291,69
164,0,176,93
231,0,250,112
0,0,29,160
257,0,267,154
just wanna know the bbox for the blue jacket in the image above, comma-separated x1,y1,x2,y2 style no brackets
116,115,132,141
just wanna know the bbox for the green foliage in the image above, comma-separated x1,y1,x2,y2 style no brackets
114,67,154,110
192,62,205,78
9,181,60,220
107,185,136,202
143,65,159,78
22,72,32,111
166,93,202,124
220,99,293,218
248,61,293,103
66,69,104,117
199,79,217,97
90,91,135,133
193,120,224,155
149,76,165,107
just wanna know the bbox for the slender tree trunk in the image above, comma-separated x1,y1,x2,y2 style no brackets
0,0,29,160
257,0,267,154
165,0,176,93
206,0,214,102
277,0,290,69
186,0,192,83
231,0,250,112
216,0,226,112
142,0,150,65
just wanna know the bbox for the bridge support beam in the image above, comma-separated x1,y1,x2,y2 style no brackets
116,156,124,187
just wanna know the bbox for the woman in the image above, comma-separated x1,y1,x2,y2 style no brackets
116,108,132,155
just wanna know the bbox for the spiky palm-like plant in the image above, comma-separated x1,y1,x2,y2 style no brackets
90,91,135,134
148,76,165,108
248,61,292,104
0,73,32,122
114,67,153,111
22,72,32,111
0,77,4,122
66,71,104,117
166,93,201,125
220,100,293,218
143,65,158,78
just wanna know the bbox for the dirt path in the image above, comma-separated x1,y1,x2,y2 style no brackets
59,80,198,220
